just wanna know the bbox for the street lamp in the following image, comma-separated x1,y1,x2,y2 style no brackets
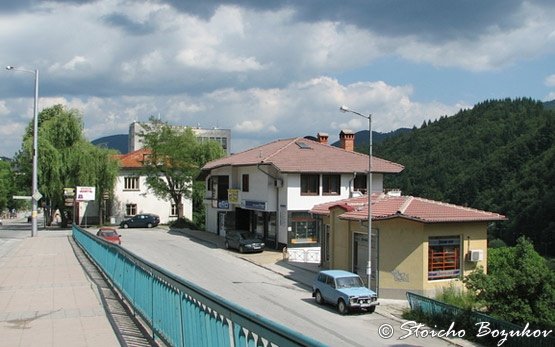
339,105,373,290
6,65,40,237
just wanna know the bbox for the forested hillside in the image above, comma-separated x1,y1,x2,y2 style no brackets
374,98,555,255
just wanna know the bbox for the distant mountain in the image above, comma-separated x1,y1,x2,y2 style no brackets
324,128,412,148
544,99,555,110
91,134,128,154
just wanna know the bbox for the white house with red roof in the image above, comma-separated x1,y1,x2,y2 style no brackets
310,193,506,298
112,148,193,224
199,131,404,262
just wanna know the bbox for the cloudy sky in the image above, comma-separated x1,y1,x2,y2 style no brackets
1,0,555,157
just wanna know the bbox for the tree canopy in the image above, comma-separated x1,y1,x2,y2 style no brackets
463,237,555,330
14,104,119,226
139,118,225,222
374,98,555,255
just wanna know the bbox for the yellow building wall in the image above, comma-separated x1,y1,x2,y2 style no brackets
327,217,490,299
374,219,426,299
329,207,352,270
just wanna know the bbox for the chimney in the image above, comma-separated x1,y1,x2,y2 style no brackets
317,132,329,145
339,129,355,151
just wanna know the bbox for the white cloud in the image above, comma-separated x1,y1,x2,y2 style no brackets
545,74,555,87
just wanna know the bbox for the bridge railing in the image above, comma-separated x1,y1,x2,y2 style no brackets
72,225,325,347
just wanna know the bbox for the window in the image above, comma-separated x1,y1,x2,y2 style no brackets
322,174,340,195
124,177,139,190
301,174,319,195
242,174,249,192
126,203,137,216
354,174,367,194
289,212,318,245
428,236,461,280
171,204,178,216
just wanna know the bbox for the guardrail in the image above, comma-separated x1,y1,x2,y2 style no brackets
407,292,554,347
72,225,325,347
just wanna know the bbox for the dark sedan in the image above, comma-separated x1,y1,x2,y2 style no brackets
120,213,160,228
224,230,265,253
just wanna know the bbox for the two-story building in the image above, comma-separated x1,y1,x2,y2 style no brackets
112,148,193,224
199,131,404,263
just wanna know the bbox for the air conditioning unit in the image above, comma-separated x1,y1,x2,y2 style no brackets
468,249,484,262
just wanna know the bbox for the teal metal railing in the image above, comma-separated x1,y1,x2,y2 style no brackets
406,292,554,347
73,225,325,347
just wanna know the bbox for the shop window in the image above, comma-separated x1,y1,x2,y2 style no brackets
124,177,139,190
322,174,340,195
428,236,461,280
126,203,137,216
301,174,319,195
289,212,318,245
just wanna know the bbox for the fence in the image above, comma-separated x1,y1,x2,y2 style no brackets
406,292,554,347
72,225,325,347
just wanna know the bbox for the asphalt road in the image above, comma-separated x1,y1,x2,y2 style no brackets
108,226,456,347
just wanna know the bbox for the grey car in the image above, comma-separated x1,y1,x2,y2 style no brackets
224,230,265,253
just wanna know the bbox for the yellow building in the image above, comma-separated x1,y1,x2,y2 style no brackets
311,193,506,299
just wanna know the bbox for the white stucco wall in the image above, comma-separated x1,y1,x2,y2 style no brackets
113,171,192,224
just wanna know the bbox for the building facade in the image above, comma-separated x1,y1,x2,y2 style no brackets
112,148,193,224
199,132,404,263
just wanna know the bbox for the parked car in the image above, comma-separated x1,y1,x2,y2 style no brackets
312,270,379,314
224,230,265,253
120,213,160,228
96,227,121,245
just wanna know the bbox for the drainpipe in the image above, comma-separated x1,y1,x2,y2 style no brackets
349,172,357,198
257,164,282,249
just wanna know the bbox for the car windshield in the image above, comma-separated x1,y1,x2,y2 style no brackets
335,276,364,289
100,231,118,237
240,232,257,239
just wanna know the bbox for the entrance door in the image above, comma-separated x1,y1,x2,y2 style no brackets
353,232,378,293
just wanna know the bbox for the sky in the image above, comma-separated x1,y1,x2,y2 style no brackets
1,0,555,157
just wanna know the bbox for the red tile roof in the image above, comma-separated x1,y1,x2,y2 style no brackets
201,137,404,174
310,194,507,223
114,148,151,168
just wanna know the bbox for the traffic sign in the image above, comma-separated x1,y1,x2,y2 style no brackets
32,191,43,201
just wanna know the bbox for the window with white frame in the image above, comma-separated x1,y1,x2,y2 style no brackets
124,176,140,190
171,204,178,216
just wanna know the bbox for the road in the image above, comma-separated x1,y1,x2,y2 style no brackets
109,227,455,347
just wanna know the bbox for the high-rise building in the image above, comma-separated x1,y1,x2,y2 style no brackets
128,121,231,155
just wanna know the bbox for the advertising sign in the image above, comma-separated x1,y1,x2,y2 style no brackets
75,186,96,201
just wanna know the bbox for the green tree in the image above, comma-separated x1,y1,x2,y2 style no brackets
139,118,225,222
463,237,555,329
14,105,119,226
0,160,13,212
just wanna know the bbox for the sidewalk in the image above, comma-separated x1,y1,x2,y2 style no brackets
0,230,120,347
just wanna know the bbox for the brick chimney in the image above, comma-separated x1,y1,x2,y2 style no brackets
339,130,355,151
317,132,329,145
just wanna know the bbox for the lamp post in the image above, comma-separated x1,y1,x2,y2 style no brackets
6,66,39,237
339,105,373,290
